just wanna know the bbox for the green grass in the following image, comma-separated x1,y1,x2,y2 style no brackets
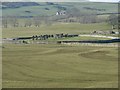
2,23,112,38
2,44,118,88
53,36,111,41
38,36,110,42
2,5,58,16
2,20,118,88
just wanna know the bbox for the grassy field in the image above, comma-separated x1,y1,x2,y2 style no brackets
2,21,118,88
2,23,112,38
1,1,119,88
38,36,111,42
2,43,118,88
49,36,111,41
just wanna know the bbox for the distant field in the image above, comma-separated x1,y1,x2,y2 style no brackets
2,23,112,38
2,44,118,88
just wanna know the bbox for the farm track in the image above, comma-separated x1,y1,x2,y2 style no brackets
79,34,119,39
61,43,118,47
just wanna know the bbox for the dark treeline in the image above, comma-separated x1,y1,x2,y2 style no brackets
13,33,79,40
57,39,120,44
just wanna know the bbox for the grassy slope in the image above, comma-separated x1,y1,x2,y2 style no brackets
2,44,118,88
2,2,118,17
2,5,58,16
58,2,118,13
2,23,111,38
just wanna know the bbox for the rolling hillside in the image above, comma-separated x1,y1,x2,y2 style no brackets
1,2,118,17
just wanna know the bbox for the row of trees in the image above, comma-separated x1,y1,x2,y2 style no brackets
2,13,118,28
2,16,53,28
21,33,78,40
2,15,100,28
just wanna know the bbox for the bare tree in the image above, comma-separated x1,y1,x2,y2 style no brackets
33,16,41,27
2,17,8,28
108,14,118,29
81,15,97,24
24,18,32,27
44,16,53,26
10,17,19,27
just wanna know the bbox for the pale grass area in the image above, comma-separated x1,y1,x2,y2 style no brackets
2,44,118,88
2,23,111,38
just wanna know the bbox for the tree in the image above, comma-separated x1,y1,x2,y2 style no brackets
66,8,81,22
2,17,8,28
44,16,53,26
80,14,97,24
10,17,19,27
24,18,32,27
108,14,118,29
33,16,41,27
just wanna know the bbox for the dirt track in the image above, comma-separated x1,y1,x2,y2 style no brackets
61,42,118,47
